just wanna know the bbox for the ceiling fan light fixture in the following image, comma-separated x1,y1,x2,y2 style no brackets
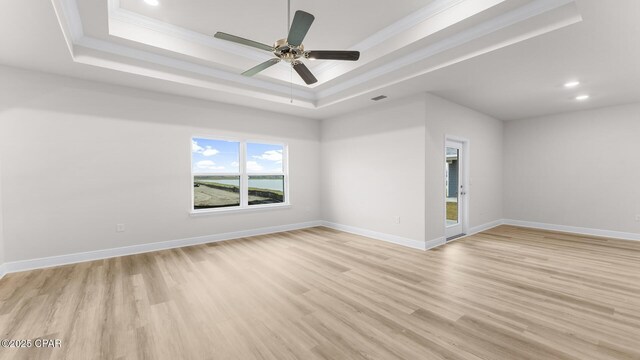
213,7,360,86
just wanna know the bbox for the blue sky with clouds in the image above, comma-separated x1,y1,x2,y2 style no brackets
247,142,283,173
192,138,283,174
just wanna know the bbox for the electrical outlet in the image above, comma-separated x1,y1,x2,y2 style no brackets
116,224,125,232
393,216,401,224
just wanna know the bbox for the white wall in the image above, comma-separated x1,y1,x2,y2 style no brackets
321,93,504,246
504,103,640,234
321,96,427,244
0,66,321,262
17,64,640,269
424,94,504,242
0,142,5,270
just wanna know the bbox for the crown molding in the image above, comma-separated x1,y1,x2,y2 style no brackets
107,0,298,83
51,0,580,111
58,0,84,41
106,0,470,82
312,0,467,75
108,0,268,63
74,36,316,104
53,0,316,104
316,0,579,100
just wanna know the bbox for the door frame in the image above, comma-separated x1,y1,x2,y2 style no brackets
444,135,470,240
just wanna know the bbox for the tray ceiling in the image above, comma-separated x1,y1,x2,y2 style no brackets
46,0,582,116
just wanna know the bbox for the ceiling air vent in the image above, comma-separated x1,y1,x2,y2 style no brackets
371,95,387,101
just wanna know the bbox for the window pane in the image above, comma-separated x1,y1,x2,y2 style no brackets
248,175,284,205
246,143,284,173
192,138,240,174
194,176,240,209
445,147,459,225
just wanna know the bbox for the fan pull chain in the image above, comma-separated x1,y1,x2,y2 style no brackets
288,0,292,104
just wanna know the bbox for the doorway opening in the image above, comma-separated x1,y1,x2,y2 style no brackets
445,138,468,240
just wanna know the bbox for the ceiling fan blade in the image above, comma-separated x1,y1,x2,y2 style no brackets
287,11,315,46
242,59,281,77
214,32,273,52
292,62,317,85
306,50,360,61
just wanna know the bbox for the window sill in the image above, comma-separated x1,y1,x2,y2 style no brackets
189,203,292,217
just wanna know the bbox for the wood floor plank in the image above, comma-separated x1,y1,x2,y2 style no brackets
1,225,639,360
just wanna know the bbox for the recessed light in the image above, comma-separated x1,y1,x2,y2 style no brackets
564,81,580,88
575,95,590,101
144,0,159,6
371,95,387,101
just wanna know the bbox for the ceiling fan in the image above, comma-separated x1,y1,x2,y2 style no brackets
213,3,360,85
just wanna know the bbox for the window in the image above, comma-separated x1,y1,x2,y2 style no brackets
192,137,288,212
192,138,241,209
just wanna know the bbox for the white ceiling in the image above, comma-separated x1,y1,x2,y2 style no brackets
119,0,434,51
0,0,638,120
425,0,640,120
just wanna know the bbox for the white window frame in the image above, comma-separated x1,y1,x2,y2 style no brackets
190,136,290,215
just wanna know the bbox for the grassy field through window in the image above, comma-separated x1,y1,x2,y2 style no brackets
446,201,458,222
194,175,284,209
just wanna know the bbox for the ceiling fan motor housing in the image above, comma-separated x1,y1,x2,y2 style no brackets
214,10,358,85
274,39,305,63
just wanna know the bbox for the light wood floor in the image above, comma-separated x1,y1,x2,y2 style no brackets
1,225,640,360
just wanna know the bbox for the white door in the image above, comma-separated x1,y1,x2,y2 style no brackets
445,140,465,239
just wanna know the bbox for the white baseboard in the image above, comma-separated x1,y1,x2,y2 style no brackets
425,237,446,250
425,219,505,249
469,219,505,235
320,221,427,250
3,218,636,279
0,221,323,276
503,219,640,242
